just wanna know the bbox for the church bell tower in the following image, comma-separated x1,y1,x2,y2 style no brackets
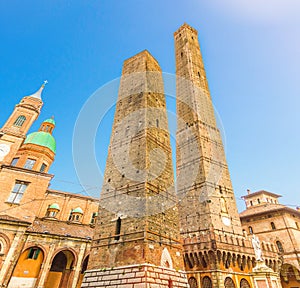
0,83,45,165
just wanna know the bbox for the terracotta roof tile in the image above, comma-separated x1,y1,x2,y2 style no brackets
0,214,31,225
239,203,300,218
27,218,94,239
241,190,282,199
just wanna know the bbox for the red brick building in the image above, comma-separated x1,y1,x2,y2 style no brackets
0,84,99,288
240,190,300,288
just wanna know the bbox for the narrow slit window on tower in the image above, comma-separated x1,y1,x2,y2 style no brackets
271,222,276,230
13,115,26,127
11,158,19,166
40,163,47,173
276,241,284,253
249,226,253,234
115,217,121,240
68,211,73,221
125,126,130,136
156,119,159,128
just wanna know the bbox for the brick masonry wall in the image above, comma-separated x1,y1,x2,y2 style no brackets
88,50,185,271
174,24,243,236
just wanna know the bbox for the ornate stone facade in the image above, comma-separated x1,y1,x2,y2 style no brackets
0,86,99,288
240,190,300,288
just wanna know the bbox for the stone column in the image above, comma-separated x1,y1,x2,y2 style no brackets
35,243,56,288
71,242,88,288
212,271,224,288
0,230,25,287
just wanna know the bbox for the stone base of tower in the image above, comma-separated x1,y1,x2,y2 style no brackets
81,264,188,288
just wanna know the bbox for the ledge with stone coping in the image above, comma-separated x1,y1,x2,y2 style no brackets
81,263,189,288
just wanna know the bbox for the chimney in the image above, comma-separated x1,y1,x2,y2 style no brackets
247,189,251,195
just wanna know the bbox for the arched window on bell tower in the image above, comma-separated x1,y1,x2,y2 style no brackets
13,115,26,127
0,83,45,141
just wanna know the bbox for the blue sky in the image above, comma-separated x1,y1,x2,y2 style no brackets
1,1,299,212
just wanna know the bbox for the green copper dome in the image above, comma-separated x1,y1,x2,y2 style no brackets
49,203,60,210
24,131,56,153
72,207,83,214
24,118,56,153
44,118,56,125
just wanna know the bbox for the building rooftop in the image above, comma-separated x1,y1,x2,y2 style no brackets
0,214,31,225
44,117,56,125
240,203,300,218
242,190,282,199
27,218,94,239
46,189,99,201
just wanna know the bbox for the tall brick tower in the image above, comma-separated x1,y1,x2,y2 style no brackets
82,50,188,287
175,24,257,287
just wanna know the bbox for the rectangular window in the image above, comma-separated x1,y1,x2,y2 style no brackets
7,181,28,204
27,248,40,260
90,212,98,224
47,211,57,218
11,158,19,166
24,159,36,170
40,163,47,172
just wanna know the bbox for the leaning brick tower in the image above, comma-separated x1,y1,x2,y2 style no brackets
82,50,188,287
175,23,259,287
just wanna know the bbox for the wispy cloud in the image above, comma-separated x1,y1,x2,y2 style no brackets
209,0,300,24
